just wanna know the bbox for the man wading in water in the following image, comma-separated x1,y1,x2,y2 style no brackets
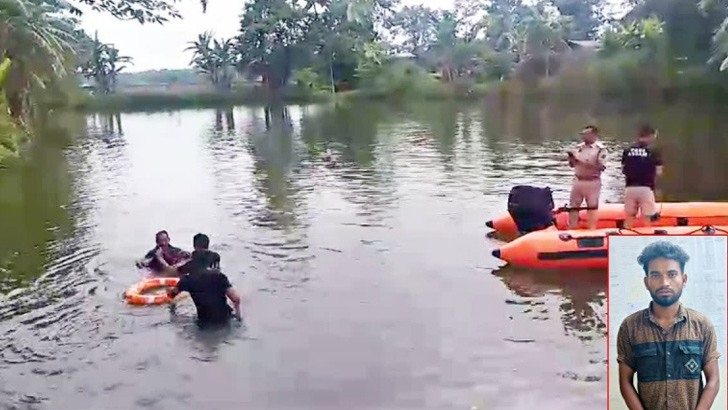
167,233,242,328
567,125,608,230
135,230,190,275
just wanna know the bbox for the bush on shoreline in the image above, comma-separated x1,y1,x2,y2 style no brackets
58,71,728,115
56,80,492,113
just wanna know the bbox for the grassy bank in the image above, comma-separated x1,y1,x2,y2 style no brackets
70,87,336,112
61,79,494,113
71,76,728,115
52,57,728,115
530,54,728,106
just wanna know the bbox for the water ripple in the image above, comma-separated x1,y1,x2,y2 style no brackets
0,102,619,410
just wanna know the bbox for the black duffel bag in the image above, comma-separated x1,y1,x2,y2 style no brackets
507,185,555,234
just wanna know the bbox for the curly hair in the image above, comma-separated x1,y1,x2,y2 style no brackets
637,240,690,275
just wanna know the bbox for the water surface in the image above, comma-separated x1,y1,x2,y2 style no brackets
3,98,725,409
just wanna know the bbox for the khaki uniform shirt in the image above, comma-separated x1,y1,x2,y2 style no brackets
570,141,607,179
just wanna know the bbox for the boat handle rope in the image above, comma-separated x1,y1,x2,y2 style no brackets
627,225,728,236
557,225,728,242
554,205,598,213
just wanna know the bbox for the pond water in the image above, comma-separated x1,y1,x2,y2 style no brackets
1,98,726,410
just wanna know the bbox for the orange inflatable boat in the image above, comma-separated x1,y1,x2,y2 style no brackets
486,202,728,237
491,225,728,270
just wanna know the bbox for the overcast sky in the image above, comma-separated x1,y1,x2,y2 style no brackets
79,0,624,72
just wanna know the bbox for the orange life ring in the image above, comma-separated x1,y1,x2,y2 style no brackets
124,276,180,306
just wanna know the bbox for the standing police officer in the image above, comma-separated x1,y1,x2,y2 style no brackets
567,125,608,230
621,125,663,228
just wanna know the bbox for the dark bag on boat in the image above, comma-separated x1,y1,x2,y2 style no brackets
507,185,555,234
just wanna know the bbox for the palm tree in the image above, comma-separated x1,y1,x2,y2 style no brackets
105,46,134,91
598,17,666,61
185,31,237,90
78,31,133,94
0,0,78,120
519,3,570,77
185,31,216,83
210,37,236,90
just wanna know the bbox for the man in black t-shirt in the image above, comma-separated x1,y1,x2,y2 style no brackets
621,125,664,228
167,233,242,327
176,233,221,275
168,268,242,327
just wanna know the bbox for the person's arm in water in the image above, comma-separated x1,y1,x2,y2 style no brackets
163,258,193,277
135,256,152,268
135,248,157,268
212,252,221,269
166,275,189,301
227,287,242,320
156,247,191,276
219,273,242,320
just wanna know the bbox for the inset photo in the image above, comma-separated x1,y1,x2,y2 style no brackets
608,235,727,410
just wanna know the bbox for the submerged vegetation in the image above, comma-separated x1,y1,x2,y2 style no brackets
2,0,728,159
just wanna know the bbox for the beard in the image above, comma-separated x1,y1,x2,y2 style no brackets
650,287,682,307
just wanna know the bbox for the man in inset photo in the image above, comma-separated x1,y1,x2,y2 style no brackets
616,240,721,410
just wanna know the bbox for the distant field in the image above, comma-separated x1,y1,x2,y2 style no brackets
114,82,255,95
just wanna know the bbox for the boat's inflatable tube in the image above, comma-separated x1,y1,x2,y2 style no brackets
125,276,180,305
491,225,728,270
486,202,728,236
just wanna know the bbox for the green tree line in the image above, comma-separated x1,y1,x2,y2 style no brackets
177,0,728,96
4,0,728,161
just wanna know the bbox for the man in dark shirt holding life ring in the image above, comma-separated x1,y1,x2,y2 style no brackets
167,233,242,328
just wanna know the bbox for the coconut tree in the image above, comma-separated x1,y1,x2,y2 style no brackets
185,31,236,90
78,31,133,94
209,37,237,90
104,46,133,91
185,31,214,80
519,2,571,77
0,0,79,120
